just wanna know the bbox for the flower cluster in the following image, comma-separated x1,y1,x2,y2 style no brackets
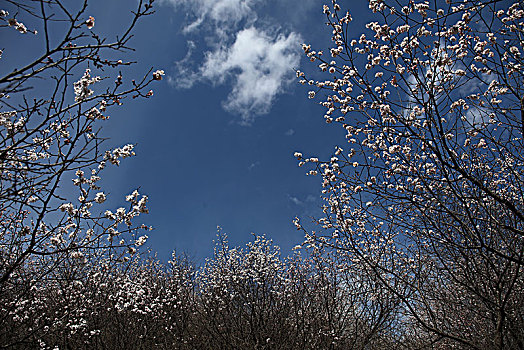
152,69,165,80
3,12,29,34
85,16,95,29
103,144,135,166
73,69,101,101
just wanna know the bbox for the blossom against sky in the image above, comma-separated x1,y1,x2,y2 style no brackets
45,0,372,262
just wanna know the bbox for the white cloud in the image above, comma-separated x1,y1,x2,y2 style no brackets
248,161,260,171
288,195,303,206
161,0,259,33
288,194,317,206
202,27,301,124
305,194,316,203
162,0,302,124
168,40,197,89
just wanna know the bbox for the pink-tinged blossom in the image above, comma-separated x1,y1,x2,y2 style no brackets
152,69,165,80
94,192,106,203
85,16,95,29
8,17,28,33
135,235,148,246
73,69,100,101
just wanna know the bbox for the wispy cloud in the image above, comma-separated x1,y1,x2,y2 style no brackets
163,0,260,32
248,161,260,171
167,40,197,89
287,194,316,206
162,0,302,125
288,195,303,206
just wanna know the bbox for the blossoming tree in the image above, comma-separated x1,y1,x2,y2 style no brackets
296,0,523,348
0,0,163,345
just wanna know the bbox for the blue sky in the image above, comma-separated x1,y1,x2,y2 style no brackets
93,0,375,263
3,0,372,263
